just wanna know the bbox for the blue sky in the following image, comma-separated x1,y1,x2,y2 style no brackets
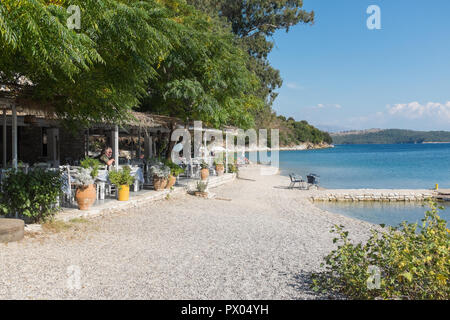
269,0,450,131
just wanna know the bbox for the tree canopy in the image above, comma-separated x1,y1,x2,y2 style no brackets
0,0,331,146
0,0,174,126
140,0,264,129
0,0,264,129
187,0,314,106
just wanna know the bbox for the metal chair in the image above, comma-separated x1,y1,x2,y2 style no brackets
307,174,320,188
288,173,306,189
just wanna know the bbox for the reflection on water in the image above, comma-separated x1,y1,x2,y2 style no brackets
316,201,450,227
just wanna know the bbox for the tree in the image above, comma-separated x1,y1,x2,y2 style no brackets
0,0,175,126
140,0,264,130
187,0,314,106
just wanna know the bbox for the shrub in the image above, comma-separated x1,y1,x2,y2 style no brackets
227,163,238,173
109,166,135,188
150,163,170,179
73,168,95,187
200,160,209,170
196,181,208,193
311,202,450,300
0,169,63,223
164,159,185,176
80,157,101,178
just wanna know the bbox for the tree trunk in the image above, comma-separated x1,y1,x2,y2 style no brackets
165,122,177,160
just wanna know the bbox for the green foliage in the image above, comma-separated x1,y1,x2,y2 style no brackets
164,159,185,176
311,202,450,300
196,181,208,192
150,162,170,179
0,0,173,126
108,165,134,187
141,0,263,129
200,160,209,169
187,0,314,106
0,169,63,223
331,129,450,145
227,163,238,173
80,157,101,178
73,167,94,187
213,156,224,166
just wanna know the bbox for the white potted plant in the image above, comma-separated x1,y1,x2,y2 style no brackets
73,168,96,210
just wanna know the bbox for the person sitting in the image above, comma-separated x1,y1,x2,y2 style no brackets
96,147,115,167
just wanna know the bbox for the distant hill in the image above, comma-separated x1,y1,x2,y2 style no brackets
330,129,450,144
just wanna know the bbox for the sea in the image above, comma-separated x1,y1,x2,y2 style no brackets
271,144,450,226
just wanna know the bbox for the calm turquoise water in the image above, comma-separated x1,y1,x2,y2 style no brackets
278,144,450,189
315,201,449,227
269,144,450,225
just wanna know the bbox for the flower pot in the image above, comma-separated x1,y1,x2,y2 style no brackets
215,164,224,176
118,185,130,201
75,184,96,210
166,175,176,189
194,191,209,198
200,168,209,180
153,176,168,191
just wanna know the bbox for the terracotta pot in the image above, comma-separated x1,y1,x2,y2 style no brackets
194,191,208,198
166,175,176,189
118,185,130,201
75,184,96,210
215,164,224,176
200,168,209,181
153,176,168,191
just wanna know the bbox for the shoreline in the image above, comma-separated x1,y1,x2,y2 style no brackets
234,142,334,152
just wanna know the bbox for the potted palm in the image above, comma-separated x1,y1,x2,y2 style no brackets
164,160,185,189
73,168,96,210
213,158,225,176
109,166,134,201
200,160,209,180
150,163,170,191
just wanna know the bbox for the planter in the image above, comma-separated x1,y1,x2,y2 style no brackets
153,176,168,191
118,185,130,201
166,175,177,189
200,168,209,181
75,184,96,210
215,164,224,176
194,191,209,198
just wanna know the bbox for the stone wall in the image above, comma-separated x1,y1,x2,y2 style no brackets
310,190,435,202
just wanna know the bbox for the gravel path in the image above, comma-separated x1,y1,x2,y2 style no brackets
0,166,374,299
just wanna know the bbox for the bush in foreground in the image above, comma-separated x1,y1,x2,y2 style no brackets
0,169,63,223
312,202,449,300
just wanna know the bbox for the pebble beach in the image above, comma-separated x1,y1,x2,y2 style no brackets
0,166,374,300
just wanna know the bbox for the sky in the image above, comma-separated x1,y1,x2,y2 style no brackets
269,0,450,132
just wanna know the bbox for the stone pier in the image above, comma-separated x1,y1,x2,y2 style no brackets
309,189,436,202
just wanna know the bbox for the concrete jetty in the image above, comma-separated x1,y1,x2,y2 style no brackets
309,189,436,202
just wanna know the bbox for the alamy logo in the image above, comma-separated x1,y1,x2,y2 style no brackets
367,265,381,289
67,5,81,30
366,5,381,30
67,265,81,290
